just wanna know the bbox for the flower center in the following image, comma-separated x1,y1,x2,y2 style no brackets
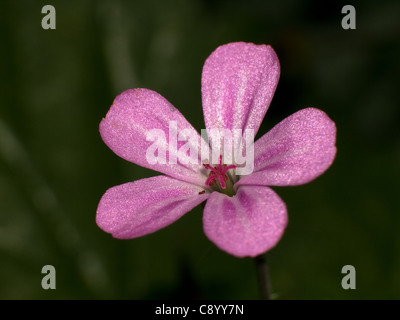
203,155,237,196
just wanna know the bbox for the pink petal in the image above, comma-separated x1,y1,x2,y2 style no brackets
202,42,280,137
100,89,208,186
96,175,209,239
203,185,287,257
236,108,337,187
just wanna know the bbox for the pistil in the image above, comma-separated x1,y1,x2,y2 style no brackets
203,155,237,196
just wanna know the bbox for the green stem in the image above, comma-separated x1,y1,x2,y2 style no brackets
254,254,272,300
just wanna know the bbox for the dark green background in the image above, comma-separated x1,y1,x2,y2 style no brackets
0,0,399,299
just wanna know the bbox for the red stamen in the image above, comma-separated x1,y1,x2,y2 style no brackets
203,155,236,189
205,175,217,186
203,163,218,174
218,175,226,189
218,155,223,172
221,164,237,175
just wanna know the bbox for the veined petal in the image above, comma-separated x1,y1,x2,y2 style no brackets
202,42,280,137
203,185,287,257
236,108,337,187
100,89,209,186
96,175,209,239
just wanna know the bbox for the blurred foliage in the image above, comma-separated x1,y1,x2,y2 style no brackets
0,0,399,299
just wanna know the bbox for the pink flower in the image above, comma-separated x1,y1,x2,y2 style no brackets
96,42,336,257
